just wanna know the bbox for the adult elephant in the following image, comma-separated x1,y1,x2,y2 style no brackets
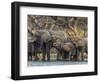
31,30,69,61
32,30,53,61
73,38,88,61
49,31,69,60
28,40,40,61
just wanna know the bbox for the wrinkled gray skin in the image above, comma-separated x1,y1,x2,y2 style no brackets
28,30,68,61
32,30,53,61
62,42,76,60
28,30,67,61
49,31,77,61
28,30,87,61
52,36,88,61
49,30,69,60
74,38,88,61
48,30,68,43
53,39,76,61
28,40,41,61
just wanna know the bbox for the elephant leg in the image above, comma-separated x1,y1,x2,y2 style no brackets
63,51,71,61
70,50,75,61
46,42,51,61
28,43,33,61
57,51,60,61
63,51,69,60
42,42,46,61
42,49,46,61
31,43,37,61
47,51,50,61
33,50,39,61
74,49,80,61
63,52,67,60
81,51,84,61
67,52,72,61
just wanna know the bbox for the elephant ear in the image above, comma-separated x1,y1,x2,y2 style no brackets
43,33,52,42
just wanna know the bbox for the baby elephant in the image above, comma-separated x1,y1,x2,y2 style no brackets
53,38,76,61
61,42,76,60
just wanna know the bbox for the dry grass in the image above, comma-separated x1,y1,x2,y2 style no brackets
66,27,87,42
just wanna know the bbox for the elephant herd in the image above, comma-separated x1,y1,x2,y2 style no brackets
28,30,88,61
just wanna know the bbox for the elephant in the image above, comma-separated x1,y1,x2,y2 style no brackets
28,41,33,61
48,30,68,43
28,30,69,61
52,37,76,61
72,38,88,61
62,42,76,60
28,41,40,61
32,30,53,61
48,31,69,60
